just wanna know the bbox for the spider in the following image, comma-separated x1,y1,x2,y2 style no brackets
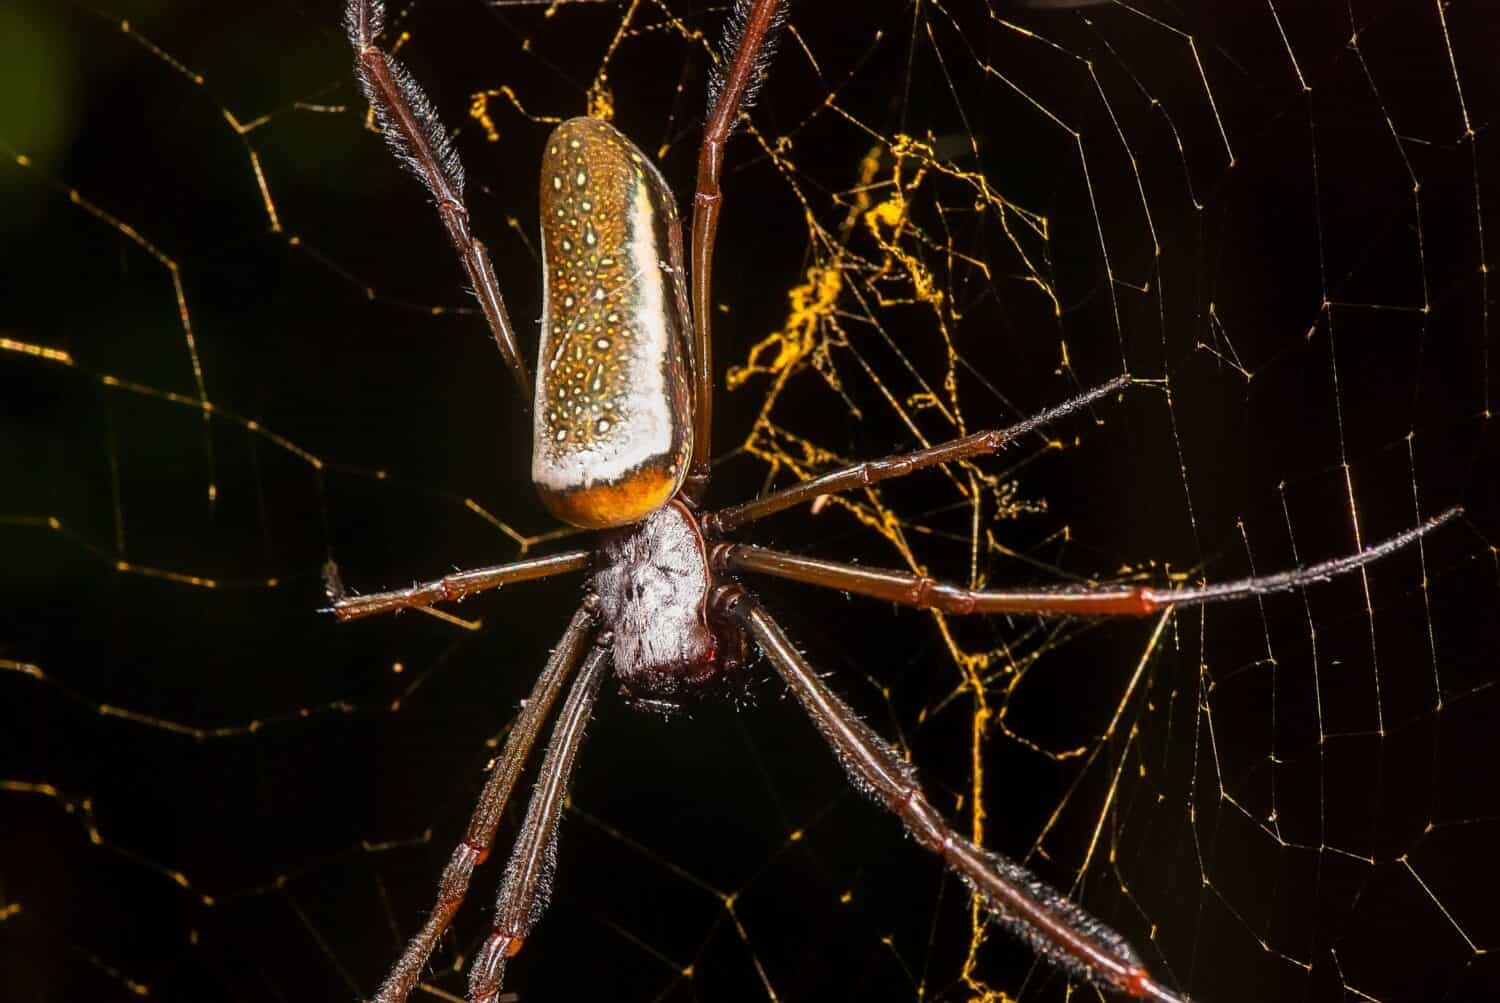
338,2,1460,1001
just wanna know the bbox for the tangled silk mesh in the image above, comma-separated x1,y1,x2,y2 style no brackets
1,2,1495,1001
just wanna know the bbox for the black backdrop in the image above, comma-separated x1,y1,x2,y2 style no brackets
2,2,1496,1002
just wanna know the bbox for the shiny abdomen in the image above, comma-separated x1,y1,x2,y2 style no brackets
531,117,693,529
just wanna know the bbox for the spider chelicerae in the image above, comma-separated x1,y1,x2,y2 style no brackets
336,2,1460,1001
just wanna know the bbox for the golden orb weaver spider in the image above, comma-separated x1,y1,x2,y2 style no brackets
337,2,1461,1001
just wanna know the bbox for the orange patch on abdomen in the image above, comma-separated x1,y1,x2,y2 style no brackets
535,461,681,530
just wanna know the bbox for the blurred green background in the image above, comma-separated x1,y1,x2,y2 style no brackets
2,2,1496,1001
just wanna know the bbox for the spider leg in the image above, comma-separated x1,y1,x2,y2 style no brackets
371,602,599,1003
686,0,790,498
345,0,531,401
724,590,1188,1003
330,550,591,621
717,506,1461,616
467,641,611,1003
705,375,1130,533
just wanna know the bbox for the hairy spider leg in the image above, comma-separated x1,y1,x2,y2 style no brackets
346,0,530,401
705,375,1131,534
726,591,1190,1003
717,505,1461,617
371,602,599,1003
331,375,1134,623
331,550,593,621
686,0,789,500
468,643,612,1003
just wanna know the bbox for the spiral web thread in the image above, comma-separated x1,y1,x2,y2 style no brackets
1,2,1494,1000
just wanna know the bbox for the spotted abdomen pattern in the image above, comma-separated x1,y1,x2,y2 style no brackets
531,117,693,530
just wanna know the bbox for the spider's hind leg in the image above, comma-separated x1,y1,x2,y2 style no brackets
345,0,531,401
686,0,790,496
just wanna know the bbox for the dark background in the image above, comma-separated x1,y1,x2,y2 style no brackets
1,1,1496,1001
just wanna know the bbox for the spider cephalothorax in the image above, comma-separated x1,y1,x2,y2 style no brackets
337,2,1460,1001
592,500,748,701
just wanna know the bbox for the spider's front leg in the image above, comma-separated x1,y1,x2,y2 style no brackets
371,602,599,1003
722,589,1188,1002
466,639,612,1003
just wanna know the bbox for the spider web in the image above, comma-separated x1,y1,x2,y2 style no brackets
1,1,1495,1001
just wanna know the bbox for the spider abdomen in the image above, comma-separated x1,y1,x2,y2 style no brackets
532,117,694,530
593,500,716,696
